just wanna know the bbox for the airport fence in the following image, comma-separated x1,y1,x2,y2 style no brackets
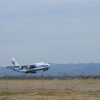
0,74,100,95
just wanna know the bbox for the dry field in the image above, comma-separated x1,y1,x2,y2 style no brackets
0,79,100,100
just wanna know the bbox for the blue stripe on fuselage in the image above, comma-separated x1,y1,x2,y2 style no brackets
33,65,37,68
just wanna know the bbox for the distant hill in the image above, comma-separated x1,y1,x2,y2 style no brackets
0,63,100,76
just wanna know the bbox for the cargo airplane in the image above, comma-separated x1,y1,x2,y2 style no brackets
6,57,50,74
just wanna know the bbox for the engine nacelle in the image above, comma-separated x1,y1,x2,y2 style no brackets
14,67,20,72
27,65,31,69
19,66,22,69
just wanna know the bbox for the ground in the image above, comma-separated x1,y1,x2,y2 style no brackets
0,79,100,100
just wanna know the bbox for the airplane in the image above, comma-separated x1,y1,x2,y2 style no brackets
6,57,50,74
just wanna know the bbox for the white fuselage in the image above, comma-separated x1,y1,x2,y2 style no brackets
19,62,50,73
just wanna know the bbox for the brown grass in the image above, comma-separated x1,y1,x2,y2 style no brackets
0,79,100,100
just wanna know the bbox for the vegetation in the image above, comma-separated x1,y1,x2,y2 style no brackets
0,75,100,80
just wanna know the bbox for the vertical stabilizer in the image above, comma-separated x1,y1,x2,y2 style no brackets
12,57,19,66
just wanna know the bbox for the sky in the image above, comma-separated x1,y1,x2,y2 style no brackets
0,0,100,65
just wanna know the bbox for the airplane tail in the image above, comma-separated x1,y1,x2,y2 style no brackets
12,57,19,66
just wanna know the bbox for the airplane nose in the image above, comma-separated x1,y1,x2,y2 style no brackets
48,64,50,67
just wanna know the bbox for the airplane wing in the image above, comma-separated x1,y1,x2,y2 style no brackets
6,65,35,69
6,66,20,68
21,65,35,68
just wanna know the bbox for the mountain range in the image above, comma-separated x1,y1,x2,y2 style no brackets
0,63,100,76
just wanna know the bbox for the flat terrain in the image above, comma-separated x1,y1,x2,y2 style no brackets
0,79,100,100
0,92,100,100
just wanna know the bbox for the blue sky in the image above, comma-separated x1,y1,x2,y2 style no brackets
0,0,100,65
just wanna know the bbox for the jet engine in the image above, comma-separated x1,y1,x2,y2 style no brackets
27,65,31,69
14,67,20,72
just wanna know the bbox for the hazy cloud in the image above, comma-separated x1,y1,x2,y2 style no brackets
0,0,100,65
